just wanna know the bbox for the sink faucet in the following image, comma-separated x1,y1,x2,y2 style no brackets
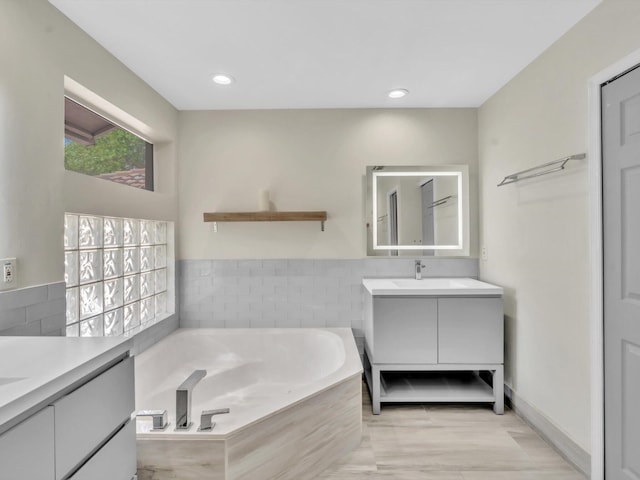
415,260,425,280
176,369,207,430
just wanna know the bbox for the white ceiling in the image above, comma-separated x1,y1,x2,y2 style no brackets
49,0,601,110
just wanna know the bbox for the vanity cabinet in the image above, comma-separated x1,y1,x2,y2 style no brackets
438,297,503,364
0,407,55,479
363,280,504,415
0,342,135,480
55,356,135,480
371,297,438,364
69,420,136,480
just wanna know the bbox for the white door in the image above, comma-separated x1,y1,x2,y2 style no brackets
602,64,640,479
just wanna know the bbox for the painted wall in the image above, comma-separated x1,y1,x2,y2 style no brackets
178,109,477,259
478,0,640,453
0,0,178,289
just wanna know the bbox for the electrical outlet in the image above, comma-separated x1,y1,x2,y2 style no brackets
481,246,488,261
0,258,17,290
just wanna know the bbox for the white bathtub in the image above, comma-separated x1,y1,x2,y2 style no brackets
135,328,363,480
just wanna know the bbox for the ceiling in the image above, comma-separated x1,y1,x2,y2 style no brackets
49,0,601,110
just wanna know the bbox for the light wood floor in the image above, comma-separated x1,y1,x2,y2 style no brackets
317,382,586,480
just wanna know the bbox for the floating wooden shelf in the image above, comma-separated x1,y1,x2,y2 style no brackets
203,211,328,231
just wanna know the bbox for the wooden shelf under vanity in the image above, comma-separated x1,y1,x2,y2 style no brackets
203,211,328,230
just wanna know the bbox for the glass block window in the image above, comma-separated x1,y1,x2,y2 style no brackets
64,214,169,337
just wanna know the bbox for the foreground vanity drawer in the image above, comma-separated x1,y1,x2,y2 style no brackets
69,420,136,480
0,406,55,479
54,356,134,480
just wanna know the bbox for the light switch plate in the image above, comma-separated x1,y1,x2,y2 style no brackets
0,258,17,290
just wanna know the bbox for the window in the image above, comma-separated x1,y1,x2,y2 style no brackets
64,97,154,191
64,214,169,337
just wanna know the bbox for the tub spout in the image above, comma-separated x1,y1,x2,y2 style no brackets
176,369,207,430
198,408,231,431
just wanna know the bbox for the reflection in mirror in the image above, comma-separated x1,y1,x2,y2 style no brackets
366,166,469,257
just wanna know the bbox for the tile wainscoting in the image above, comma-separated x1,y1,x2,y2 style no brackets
0,282,66,336
178,258,479,338
0,278,179,346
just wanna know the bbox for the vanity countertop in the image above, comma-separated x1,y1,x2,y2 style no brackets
362,277,503,296
0,336,131,433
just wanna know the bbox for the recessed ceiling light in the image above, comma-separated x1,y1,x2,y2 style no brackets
212,74,234,85
388,89,409,99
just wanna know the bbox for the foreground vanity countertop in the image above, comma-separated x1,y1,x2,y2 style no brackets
0,336,131,433
362,277,503,296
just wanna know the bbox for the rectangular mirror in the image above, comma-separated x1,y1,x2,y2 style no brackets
366,165,469,256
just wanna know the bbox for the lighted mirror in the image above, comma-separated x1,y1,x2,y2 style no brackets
366,165,469,256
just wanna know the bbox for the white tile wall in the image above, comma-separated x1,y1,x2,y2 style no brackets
0,282,67,336
179,258,479,338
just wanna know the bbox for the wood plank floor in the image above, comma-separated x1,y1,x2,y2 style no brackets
317,382,586,480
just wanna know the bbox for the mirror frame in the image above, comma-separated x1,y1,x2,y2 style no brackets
366,165,470,256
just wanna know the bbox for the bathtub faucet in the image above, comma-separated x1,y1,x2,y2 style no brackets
176,369,207,430
136,409,169,431
198,407,231,431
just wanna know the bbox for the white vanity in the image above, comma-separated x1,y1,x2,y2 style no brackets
362,277,504,415
0,337,135,480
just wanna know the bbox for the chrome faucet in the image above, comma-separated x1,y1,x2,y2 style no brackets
415,260,425,280
198,408,231,432
176,369,207,430
136,409,169,431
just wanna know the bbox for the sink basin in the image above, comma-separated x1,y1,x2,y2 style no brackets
362,277,503,296
391,278,467,289
0,377,26,387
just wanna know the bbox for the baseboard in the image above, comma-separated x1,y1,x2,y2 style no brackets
504,385,591,478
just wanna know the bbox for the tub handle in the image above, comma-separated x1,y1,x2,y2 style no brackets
136,410,169,431
198,408,230,432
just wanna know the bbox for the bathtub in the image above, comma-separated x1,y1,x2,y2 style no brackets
135,328,363,480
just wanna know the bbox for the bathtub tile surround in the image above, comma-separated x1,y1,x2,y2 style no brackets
137,438,226,480
135,328,362,480
138,380,360,480
0,282,66,336
227,378,361,480
179,257,479,336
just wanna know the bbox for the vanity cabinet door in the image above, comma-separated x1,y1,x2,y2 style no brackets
438,297,503,364
373,296,438,364
54,356,135,480
0,406,55,479
69,420,136,480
